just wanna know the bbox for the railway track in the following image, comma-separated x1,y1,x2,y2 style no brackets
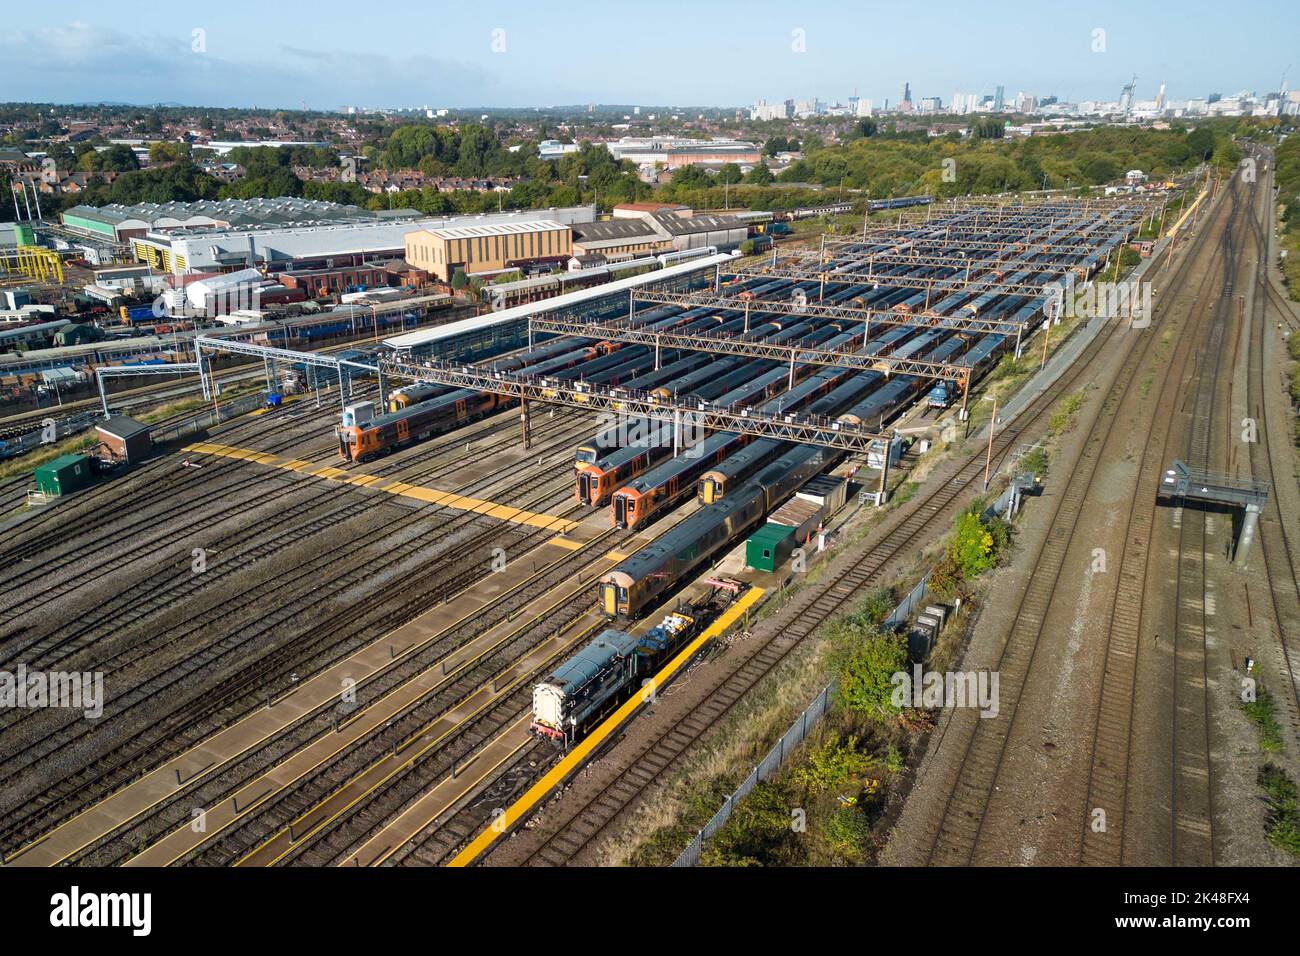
909,177,1231,866
0,461,584,856
0,409,586,672
1165,183,1237,867
450,215,1198,867
111,540,621,867
1075,183,1238,865
1238,157,1300,733
0,353,595,853
0,400,616,862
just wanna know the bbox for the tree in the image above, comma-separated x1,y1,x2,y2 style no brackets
78,143,140,173
763,135,795,156
827,616,909,718
948,511,995,578
716,163,742,185
667,164,712,191
745,162,773,185
148,142,191,166
450,269,468,290
1186,127,1215,163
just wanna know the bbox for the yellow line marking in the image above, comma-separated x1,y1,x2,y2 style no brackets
446,585,766,867
184,441,578,532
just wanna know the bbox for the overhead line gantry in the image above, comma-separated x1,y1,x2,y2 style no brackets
725,262,1052,301
381,358,889,453
623,290,1027,337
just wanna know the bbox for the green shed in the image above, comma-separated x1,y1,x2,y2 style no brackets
34,453,94,497
746,523,796,573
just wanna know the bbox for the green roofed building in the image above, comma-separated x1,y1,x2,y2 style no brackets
34,454,94,497
745,523,796,574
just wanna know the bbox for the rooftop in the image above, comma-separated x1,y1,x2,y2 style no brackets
63,197,416,231
422,219,569,241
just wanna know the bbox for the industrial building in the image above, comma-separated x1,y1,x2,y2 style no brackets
569,218,674,260
95,416,152,464
404,219,573,283
605,137,761,169
61,197,399,244
580,204,750,254
383,250,736,361
60,199,596,277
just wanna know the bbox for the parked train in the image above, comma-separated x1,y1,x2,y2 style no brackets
531,607,703,747
600,443,833,619
338,388,506,462
867,196,934,211
608,343,878,530
601,329,1013,618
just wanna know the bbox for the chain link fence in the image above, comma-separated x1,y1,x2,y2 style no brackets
672,684,832,867
671,477,1031,866
147,392,266,446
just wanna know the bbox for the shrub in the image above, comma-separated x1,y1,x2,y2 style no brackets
925,553,963,602
948,511,995,577
700,783,799,866
1242,687,1285,753
821,807,872,865
791,735,879,795
826,618,910,719
857,587,895,626
983,514,1015,563
1258,763,1300,857
1021,446,1049,478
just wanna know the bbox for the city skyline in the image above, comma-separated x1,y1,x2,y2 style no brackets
1,0,1295,110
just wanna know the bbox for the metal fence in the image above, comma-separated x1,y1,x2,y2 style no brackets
671,476,1033,866
881,573,931,633
672,684,833,867
147,392,266,446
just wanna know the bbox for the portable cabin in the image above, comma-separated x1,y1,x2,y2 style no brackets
34,453,94,497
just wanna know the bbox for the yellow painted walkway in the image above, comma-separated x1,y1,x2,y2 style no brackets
183,441,578,532
446,585,766,867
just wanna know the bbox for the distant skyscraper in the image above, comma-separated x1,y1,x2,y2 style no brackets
1155,82,1166,110
901,82,913,112
993,85,1005,110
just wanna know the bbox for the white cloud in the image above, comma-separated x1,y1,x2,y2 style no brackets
0,22,499,108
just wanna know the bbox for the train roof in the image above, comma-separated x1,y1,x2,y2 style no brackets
382,251,736,351
361,388,479,428
540,628,641,690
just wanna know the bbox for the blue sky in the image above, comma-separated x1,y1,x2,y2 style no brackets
2,1,1295,109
